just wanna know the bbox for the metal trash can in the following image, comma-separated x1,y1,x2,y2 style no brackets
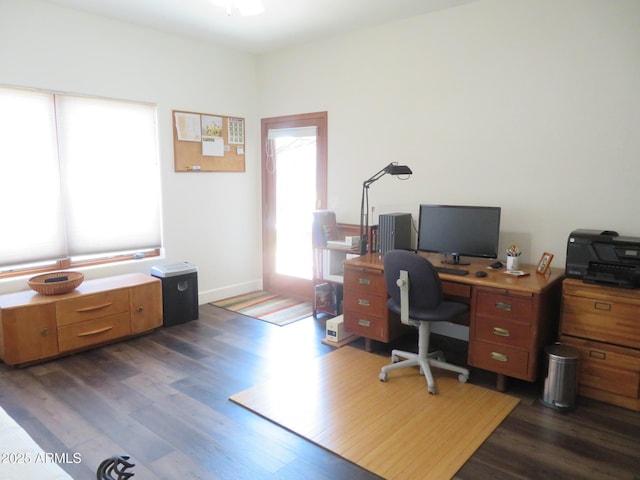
151,262,198,327
540,343,580,411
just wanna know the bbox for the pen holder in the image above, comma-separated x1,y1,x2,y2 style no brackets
507,256,519,270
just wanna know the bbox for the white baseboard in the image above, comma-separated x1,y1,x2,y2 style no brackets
198,279,262,305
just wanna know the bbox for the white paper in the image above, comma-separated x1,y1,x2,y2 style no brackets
174,112,201,142
228,117,245,144
202,135,224,156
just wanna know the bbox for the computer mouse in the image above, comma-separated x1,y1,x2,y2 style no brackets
475,271,488,277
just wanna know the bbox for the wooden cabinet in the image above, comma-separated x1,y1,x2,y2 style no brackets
343,261,406,349
0,273,162,366
469,287,547,383
0,304,58,365
560,279,640,411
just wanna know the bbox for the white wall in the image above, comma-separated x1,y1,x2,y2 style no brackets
258,0,640,267
0,0,263,300
1,0,639,300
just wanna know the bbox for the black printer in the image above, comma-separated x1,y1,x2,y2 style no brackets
566,229,640,289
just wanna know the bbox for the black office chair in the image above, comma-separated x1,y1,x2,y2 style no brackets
379,250,470,394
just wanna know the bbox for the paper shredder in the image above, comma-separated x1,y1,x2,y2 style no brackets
151,262,199,327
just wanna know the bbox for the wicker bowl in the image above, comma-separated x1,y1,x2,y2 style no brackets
28,271,84,295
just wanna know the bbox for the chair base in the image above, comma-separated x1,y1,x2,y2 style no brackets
378,321,470,394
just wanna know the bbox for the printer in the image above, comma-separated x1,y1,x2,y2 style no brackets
566,229,640,289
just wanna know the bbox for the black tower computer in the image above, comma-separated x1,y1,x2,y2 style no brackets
378,213,412,253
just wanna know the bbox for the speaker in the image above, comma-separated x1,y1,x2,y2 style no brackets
378,213,412,253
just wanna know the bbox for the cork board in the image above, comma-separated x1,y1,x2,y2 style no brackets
172,110,245,172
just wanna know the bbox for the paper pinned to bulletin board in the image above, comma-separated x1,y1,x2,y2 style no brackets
173,110,245,172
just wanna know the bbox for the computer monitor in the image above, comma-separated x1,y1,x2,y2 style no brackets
417,204,501,265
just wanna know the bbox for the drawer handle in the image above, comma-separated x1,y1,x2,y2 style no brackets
76,302,113,313
589,350,606,360
594,301,611,312
494,301,512,312
490,352,508,362
136,306,144,313
40,328,49,336
358,278,371,286
77,326,113,337
492,327,510,337
358,299,370,307
358,319,371,327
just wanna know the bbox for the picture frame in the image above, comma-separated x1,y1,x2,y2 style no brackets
536,252,554,275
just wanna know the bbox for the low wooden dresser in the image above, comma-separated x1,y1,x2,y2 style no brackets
560,278,640,411
0,273,162,366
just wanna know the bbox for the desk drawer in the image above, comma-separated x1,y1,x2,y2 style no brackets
58,312,131,352
475,289,533,324
469,340,530,380
343,293,387,317
56,290,129,326
442,281,471,300
344,267,385,294
343,310,387,341
474,317,530,349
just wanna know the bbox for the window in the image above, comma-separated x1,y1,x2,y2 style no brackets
0,86,162,277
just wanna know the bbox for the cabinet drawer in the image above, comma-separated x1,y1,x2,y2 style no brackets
561,296,640,348
561,335,640,400
474,317,531,349
475,289,534,324
442,281,471,300
343,293,387,317
344,267,385,294
343,309,387,341
56,290,129,326
58,312,131,352
469,340,530,380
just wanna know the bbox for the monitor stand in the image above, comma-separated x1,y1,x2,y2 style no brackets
442,254,470,266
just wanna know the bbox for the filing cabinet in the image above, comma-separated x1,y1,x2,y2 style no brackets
560,279,640,411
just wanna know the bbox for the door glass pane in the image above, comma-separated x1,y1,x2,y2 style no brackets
274,135,316,279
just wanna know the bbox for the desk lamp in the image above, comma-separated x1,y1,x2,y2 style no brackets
359,162,412,255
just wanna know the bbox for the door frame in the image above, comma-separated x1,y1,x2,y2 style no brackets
261,111,328,299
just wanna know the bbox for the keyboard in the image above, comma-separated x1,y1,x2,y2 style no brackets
434,266,469,276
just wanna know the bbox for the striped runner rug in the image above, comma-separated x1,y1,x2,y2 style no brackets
211,291,313,326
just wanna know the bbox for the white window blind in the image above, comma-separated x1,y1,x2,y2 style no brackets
0,86,161,271
0,88,66,266
56,96,161,257
267,126,317,139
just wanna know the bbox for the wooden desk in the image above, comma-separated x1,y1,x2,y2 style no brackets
343,252,565,391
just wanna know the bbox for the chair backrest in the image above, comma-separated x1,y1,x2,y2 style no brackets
384,250,443,311
312,210,338,247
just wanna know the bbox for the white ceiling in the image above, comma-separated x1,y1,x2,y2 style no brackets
40,0,477,54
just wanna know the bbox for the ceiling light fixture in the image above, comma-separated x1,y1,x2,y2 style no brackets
213,0,265,16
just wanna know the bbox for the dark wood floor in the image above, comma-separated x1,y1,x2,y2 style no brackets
0,304,638,479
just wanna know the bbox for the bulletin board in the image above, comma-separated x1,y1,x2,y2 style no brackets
172,110,246,172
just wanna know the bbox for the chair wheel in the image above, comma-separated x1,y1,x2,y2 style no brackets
458,374,469,383
428,385,436,394
391,355,399,363
379,372,388,382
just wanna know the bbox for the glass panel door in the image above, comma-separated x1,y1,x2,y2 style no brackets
261,112,327,299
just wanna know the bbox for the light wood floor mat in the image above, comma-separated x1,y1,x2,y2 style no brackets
230,346,519,480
